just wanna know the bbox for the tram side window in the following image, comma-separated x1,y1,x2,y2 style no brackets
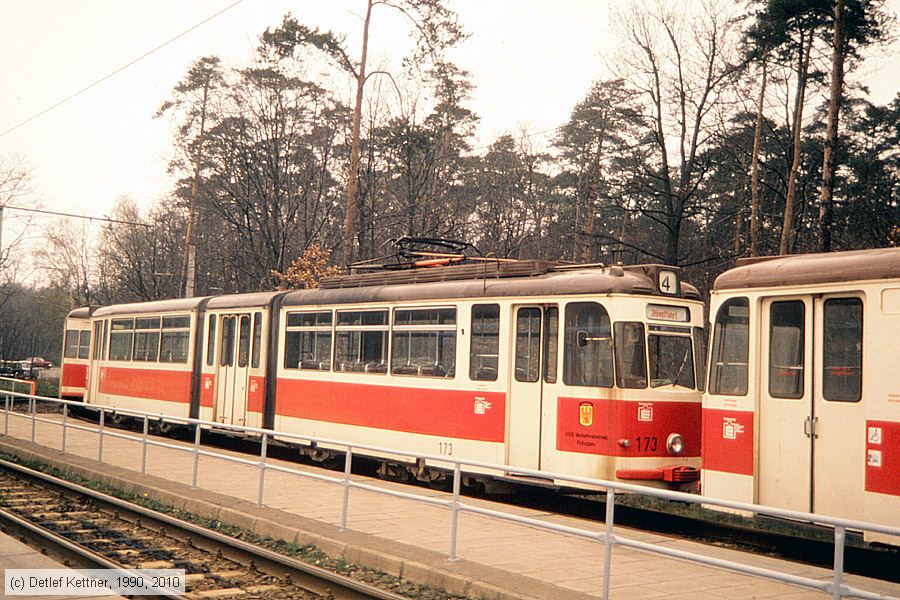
470,304,500,381
543,307,559,383
335,310,388,373
78,330,91,359
614,322,647,389
238,316,251,368
109,318,135,361
64,330,79,359
284,311,332,371
92,322,103,360
391,308,456,378
206,315,216,367
564,302,613,388
823,298,862,402
251,312,262,369
160,316,190,363
769,301,805,399
648,329,694,389
708,298,749,396
133,317,161,362
515,308,542,382
693,326,707,392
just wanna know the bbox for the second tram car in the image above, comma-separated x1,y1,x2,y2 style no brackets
703,247,900,534
67,260,705,490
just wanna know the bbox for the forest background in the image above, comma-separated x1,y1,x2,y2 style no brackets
1,0,898,363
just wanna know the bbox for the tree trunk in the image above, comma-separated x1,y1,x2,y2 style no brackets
779,32,813,256
818,0,845,253
181,79,210,298
750,55,768,257
340,0,373,267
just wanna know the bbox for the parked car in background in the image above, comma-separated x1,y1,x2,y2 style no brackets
24,357,53,368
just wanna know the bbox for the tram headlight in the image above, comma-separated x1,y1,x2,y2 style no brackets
666,433,685,455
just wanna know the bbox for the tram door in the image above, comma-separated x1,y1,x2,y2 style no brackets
758,294,865,518
214,314,251,425
507,305,556,470
758,297,814,511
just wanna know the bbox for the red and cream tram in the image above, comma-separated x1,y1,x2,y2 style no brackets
60,306,97,400
702,247,900,533
66,260,705,490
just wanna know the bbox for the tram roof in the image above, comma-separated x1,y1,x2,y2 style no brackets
206,291,287,310
283,263,701,307
714,247,900,291
93,297,210,317
67,306,100,319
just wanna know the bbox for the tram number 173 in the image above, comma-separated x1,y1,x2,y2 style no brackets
635,436,658,452
439,442,454,456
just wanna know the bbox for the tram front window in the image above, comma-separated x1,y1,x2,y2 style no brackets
648,333,695,389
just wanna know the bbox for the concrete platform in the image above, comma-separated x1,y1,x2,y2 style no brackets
0,531,124,600
1,411,898,600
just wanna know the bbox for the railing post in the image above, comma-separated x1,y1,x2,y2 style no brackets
30,397,36,443
61,403,68,453
191,423,202,488
3,395,9,436
141,417,149,475
602,488,616,600
97,410,105,462
449,462,462,561
340,447,352,531
832,525,846,600
257,433,268,507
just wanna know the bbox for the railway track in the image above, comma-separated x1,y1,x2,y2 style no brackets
0,458,409,600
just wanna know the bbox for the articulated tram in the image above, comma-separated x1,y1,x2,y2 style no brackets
62,260,705,490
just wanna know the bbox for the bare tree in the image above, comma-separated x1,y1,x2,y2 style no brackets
614,1,741,265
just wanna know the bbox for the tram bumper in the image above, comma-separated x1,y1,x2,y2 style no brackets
615,465,700,483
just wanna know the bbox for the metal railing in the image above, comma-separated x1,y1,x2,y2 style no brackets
1,391,898,600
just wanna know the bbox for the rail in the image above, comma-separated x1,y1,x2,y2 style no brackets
1,391,898,600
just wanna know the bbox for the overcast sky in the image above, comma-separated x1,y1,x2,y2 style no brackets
1,0,898,257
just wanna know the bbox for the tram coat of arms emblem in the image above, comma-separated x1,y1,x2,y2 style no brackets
579,402,593,427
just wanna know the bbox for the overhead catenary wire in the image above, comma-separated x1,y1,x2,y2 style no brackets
1,204,148,227
0,0,248,139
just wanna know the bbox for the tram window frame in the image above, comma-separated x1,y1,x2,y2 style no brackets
822,297,863,402
469,304,500,381
334,309,388,374
614,322,647,389
132,317,161,362
563,302,613,388
92,321,103,360
693,326,707,392
77,330,91,359
768,301,805,399
160,315,191,364
64,329,80,359
101,320,108,360
391,307,457,378
109,318,135,362
708,297,749,396
543,306,559,383
206,314,217,367
648,332,695,389
515,307,542,382
284,311,333,371
251,312,262,369
238,315,251,368
220,316,235,367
